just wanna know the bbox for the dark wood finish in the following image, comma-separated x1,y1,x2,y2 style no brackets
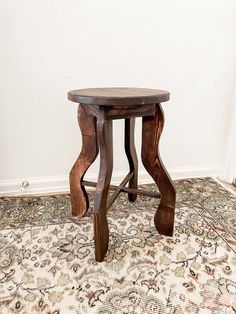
141,104,176,236
69,105,98,216
106,172,134,210
82,180,161,199
68,87,175,262
107,105,155,120
93,110,113,262
68,87,169,106
81,104,100,118
83,103,155,120
125,118,138,201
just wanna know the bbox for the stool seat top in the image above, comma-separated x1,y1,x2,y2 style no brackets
68,87,169,106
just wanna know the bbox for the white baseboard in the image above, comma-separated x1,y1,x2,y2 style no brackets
0,166,220,196
214,178,236,196
169,166,221,180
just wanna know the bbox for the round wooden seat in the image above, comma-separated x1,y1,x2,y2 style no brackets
68,87,169,106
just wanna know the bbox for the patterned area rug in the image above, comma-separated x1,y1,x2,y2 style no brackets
0,178,236,314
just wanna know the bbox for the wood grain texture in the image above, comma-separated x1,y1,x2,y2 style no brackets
68,87,175,262
68,87,169,106
93,110,113,262
125,118,138,202
69,105,98,216
106,172,134,210
141,104,176,236
82,180,161,199
107,104,155,119
81,104,155,120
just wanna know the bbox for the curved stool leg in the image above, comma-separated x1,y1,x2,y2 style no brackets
125,118,138,202
69,105,98,216
141,104,176,236
93,114,113,262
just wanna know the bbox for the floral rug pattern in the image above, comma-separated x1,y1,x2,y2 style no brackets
0,178,236,313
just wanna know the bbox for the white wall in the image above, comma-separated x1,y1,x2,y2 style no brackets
1,0,236,194
221,83,236,183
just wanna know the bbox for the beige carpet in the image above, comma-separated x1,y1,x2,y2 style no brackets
0,178,236,313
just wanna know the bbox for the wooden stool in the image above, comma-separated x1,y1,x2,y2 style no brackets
68,87,176,262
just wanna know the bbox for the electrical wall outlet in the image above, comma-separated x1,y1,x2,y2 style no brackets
20,180,29,192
